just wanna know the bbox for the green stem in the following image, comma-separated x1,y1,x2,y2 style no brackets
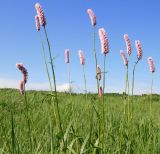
43,26,64,143
38,31,54,154
38,32,53,92
93,26,99,94
11,111,16,154
82,65,87,100
102,54,106,152
24,92,32,154
150,73,154,116
131,60,139,119
68,63,71,95
123,65,128,115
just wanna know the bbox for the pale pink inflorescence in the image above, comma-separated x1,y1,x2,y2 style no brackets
35,15,40,31
124,34,132,56
135,40,142,60
99,86,103,97
78,50,85,65
120,50,128,66
147,57,155,73
35,3,46,26
65,49,70,63
16,63,28,95
87,9,97,26
97,65,101,80
99,28,109,54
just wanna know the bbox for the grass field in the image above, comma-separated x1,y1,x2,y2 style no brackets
1,89,160,153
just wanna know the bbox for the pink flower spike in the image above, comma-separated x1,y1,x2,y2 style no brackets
78,50,85,65
35,15,40,31
120,50,128,66
16,63,28,95
65,49,69,63
87,9,97,26
99,28,109,54
35,3,46,26
147,57,155,73
20,81,25,95
124,34,132,55
97,65,101,80
135,40,142,60
99,86,103,97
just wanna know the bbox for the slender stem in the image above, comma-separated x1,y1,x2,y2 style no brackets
38,32,53,92
24,92,32,154
102,54,106,152
43,26,64,142
89,100,94,149
150,73,154,116
131,60,139,119
125,66,128,94
68,63,71,95
123,65,128,115
38,32,55,153
93,26,99,93
43,26,57,93
82,65,87,99
11,111,16,154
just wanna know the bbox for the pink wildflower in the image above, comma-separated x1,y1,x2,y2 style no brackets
99,28,109,54
87,9,97,26
35,15,40,31
97,65,101,80
135,40,142,60
78,50,85,65
99,86,103,97
35,3,46,26
65,49,69,63
147,57,155,73
16,63,28,95
120,50,128,66
124,34,131,55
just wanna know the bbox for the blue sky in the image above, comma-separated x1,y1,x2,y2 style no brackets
0,0,160,94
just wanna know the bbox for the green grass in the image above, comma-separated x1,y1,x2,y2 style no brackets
1,89,160,153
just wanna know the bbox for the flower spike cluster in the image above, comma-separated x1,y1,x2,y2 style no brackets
35,15,40,31
135,40,142,60
16,63,28,95
79,50,85,65
120,50,128,66
35,3,46,26
99,86,103,97
97,65,101,80
87,9,97,26
147,57,155,73
124,34,132,56
99,28,109,54
65,49,70,64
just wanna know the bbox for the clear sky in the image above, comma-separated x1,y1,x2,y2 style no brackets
0,0,160,94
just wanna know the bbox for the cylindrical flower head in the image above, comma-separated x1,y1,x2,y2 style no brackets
135,40,142,60
147,57,155,73
78,50,85,65
35,15,40,31
35,3,46,26
99,86,103,97
124,34,132,55
120,50,128,66
16,63,28,95
65,49,69,63
20,80,25,95
87,9,97,26
99,28,109,54
97,65,101,80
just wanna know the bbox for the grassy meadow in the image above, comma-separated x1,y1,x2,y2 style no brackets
1,89,160,153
